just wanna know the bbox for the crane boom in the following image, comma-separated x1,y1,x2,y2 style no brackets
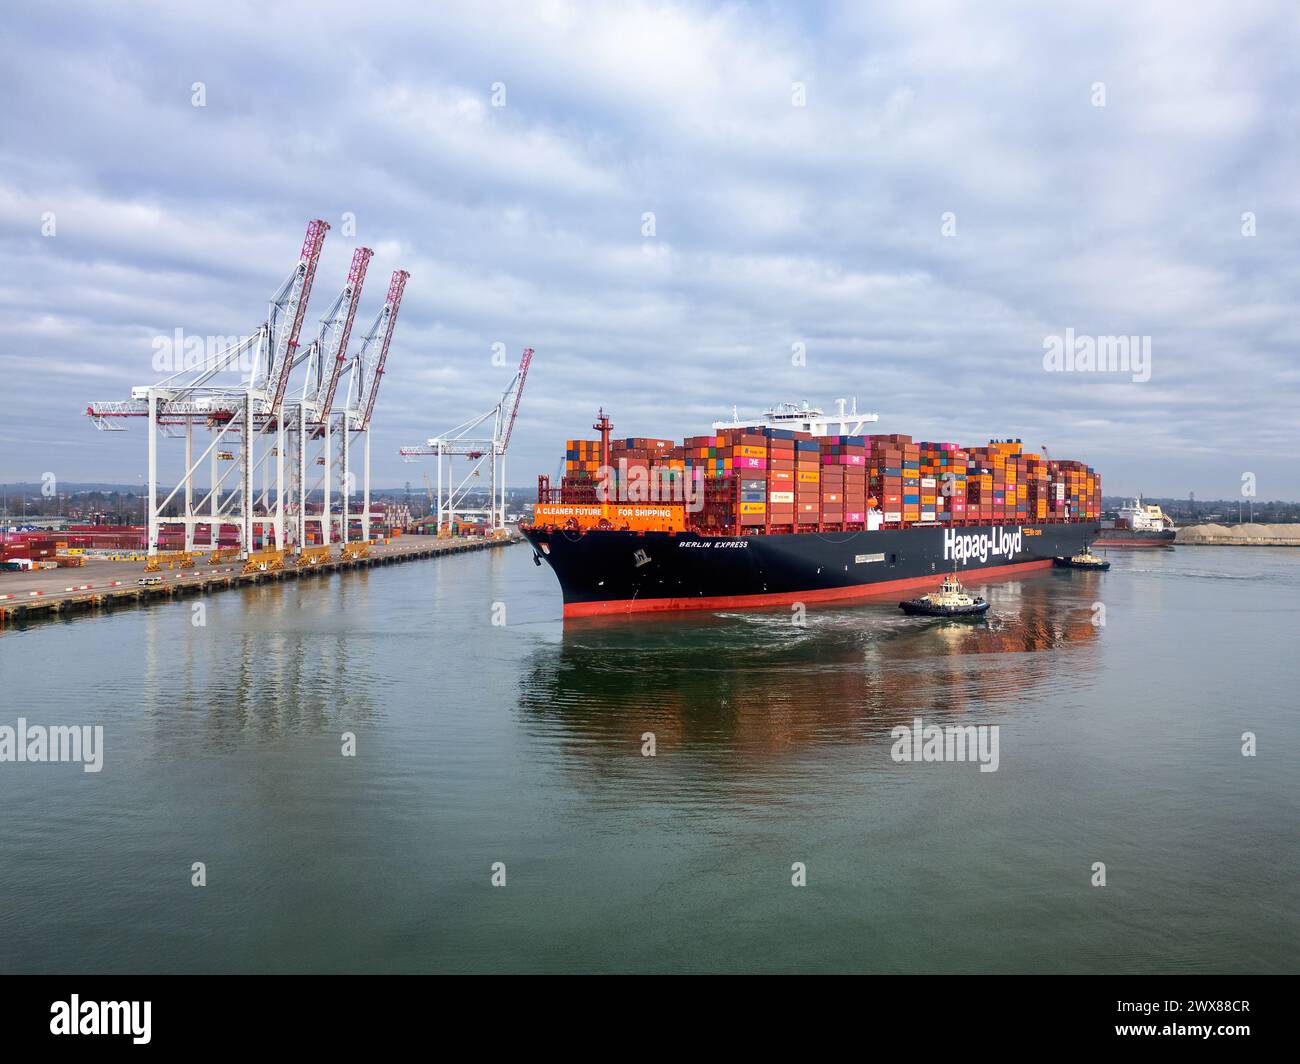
357,269,410,430
500,347,533,453
317,246,373,418
267,218,329,414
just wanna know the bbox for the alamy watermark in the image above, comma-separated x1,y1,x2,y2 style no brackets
151,329,251,374
1043,328,1151,383
595,462,704,512
0,718,104,772
50,996,150,1044
891,717,1000,772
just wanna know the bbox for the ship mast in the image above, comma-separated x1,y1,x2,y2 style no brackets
594,408,613,472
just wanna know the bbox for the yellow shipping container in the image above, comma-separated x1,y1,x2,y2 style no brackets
739,502,767,515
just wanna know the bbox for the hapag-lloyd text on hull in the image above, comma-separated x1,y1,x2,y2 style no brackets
943,526,1024,565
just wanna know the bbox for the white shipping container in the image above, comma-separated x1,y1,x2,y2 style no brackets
769,491,794,504
884,511,902,522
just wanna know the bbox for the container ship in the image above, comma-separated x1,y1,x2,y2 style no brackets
1091,498,1176,548
520,404,1101,617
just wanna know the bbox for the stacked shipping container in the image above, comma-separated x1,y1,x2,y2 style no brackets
821,436,868,524
1051,459,1101,520
918,441,968,522
866,434,920,523
562,439,601,502
608,437,685,501
564,439,600,480
687,428,783,529
552,423,1100,532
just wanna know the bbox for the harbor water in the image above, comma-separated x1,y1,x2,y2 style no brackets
0,543,1296,973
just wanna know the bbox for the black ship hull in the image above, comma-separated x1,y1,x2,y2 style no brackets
1091,526,1175,548
521,521,1101,617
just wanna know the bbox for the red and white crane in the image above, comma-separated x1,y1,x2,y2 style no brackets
83,221,408,558
332,269,411,543
286,245,373,548
266,218,329,415
314,246,374,421
400,347,533,535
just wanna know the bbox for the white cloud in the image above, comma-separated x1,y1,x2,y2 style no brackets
0,0,1296,499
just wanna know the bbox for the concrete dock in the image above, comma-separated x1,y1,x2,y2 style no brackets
0,534,522,626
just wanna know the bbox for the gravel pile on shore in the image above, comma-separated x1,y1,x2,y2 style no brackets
1177,523,1300,544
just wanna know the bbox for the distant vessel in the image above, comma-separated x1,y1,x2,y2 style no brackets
898,573,989,617
1093,498,1176,548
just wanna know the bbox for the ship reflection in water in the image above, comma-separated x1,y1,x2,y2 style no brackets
516,573,1102,764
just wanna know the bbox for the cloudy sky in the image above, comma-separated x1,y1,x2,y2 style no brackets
1,0,1296,499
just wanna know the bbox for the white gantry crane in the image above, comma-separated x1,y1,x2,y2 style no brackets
283,245,373,551
333,266,410,545
85,220,409,562
399,347,533,536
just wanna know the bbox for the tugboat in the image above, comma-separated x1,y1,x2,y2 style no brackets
898,572,990,617
1053,546,1111,571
